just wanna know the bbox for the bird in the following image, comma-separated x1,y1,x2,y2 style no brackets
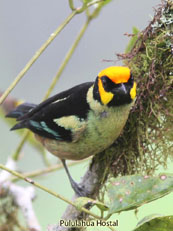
6,66,136,196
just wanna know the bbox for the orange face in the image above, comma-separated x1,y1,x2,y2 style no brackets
98,66,131,84
97,66,132,105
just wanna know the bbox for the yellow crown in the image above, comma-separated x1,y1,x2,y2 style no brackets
98,66,130,84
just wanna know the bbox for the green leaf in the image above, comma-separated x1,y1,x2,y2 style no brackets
107,174,173,214
74,197,108,211
125,27,140,54
133,215,173,231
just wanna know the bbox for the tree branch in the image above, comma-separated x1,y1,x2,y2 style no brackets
0,158,41,231
55,152,110,231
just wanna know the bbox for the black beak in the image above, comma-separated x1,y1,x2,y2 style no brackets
119,83,127,94
113,83,128,96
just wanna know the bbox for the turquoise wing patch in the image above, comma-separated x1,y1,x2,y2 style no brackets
29,120,60,140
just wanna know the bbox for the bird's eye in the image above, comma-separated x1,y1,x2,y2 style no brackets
130,73,134,81
128,73,134,86
101,76,120,92
102,77,107,87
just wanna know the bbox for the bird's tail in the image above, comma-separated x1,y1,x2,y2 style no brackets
6,103,36,130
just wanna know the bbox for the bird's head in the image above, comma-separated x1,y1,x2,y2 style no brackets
93,66,136,106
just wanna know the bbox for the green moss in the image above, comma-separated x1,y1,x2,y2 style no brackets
120,0,173,174
95,1,173,182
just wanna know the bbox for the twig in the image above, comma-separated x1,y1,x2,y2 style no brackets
12,130,30,160
0,163,101,220
44,18,91,99
0,0,104,105
11,158,89,182
0,11,77,105
55,152,111,231
11,10,91,161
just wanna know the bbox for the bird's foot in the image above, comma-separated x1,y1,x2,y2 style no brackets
71,180,90,197
61,159,90,197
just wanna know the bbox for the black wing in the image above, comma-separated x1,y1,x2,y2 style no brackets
8,82,93,141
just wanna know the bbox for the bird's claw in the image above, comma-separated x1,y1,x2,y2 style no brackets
71,181,90,197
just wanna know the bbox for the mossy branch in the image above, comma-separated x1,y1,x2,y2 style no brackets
55,1,173,230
